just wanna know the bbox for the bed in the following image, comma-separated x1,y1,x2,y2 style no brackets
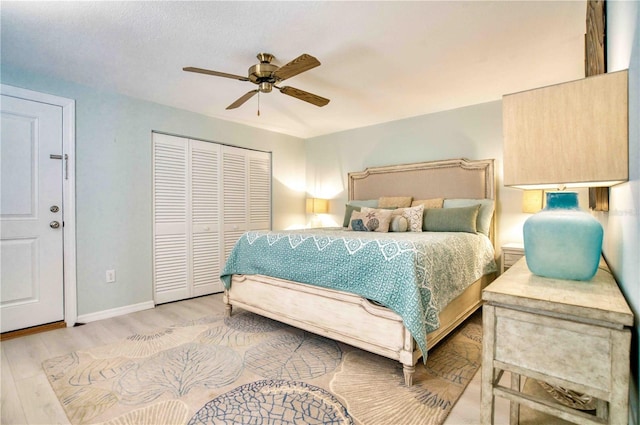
221,157,497,386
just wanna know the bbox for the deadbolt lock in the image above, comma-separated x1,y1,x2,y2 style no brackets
50,205,60,213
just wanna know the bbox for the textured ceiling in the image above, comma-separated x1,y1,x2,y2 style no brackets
1,1,587,138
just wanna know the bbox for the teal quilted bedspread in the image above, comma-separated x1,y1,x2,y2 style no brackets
221,228,496,358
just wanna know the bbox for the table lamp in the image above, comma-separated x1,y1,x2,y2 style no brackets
503,70,628,280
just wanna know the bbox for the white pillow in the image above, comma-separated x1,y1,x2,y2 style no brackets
389,216,408,232
348,209,393,232
394,204,425,232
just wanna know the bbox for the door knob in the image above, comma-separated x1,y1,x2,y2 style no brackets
50,221,60,229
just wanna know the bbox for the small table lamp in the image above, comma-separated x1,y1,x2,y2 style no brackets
503,70,628,280
522,190,543,214
306,198,329,215
306,198,329,227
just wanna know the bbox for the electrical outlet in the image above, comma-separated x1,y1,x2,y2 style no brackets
106,269,116,283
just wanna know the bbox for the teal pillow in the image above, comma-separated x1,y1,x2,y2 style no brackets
423,205,480,234
348,199,379,208
443,199,494,236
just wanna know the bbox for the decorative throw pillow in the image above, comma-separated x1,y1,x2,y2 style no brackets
423,204,480,234
443,199,495,236
394,204,424,232
349,209,392,232
389,215,408,232
342,204,361,227
343,200,379,227
412,197,444,209
378,196,412,208
366,205,424,232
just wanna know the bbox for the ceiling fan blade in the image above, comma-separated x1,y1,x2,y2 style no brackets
273,54,321,81
278,86,330,107
226,90,259,110
183,67,249,81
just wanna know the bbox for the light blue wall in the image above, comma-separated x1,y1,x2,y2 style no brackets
1,66,307,316
601,1,640,422
304,100,530,251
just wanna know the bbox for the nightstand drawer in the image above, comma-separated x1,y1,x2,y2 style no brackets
503,253,523,267
494,306,612,396
501,243,525,273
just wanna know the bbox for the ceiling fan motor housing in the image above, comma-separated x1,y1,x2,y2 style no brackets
248,62,278,91
249,53,279,93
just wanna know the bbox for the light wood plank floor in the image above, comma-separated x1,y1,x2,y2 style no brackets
0,294,510,424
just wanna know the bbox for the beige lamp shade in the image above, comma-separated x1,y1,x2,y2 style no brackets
503,70,628,189
522,190,543,213
306,198,328,214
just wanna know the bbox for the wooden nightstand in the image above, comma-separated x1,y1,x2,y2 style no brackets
481,257,633,425
501,243,524,274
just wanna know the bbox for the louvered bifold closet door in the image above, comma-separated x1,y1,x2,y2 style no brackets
248,150,271,230
222,146,248,260
190,140,223,296
153,134,189,304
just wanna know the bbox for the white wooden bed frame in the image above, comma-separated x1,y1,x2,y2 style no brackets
223,158,496,386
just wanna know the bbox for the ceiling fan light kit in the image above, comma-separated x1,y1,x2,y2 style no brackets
184,53,330,110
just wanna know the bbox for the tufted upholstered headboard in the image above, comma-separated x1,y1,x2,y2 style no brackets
348,158,496,244
348,158,494,201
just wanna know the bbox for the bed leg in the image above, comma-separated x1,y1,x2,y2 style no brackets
223,290,232,317
403,364,415,386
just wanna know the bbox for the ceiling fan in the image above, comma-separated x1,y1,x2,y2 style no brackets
183,53,330,110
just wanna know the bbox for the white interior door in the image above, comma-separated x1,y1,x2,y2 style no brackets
222,146,248,260
247,151,271,231
153,134,223,303
153,134,189,304
222,146,271,260
190,139,223,296
1,94,65,332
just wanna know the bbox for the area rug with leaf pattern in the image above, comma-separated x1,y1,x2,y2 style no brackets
43,310,482,425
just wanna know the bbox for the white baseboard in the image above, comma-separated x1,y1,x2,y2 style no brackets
77,300,155,324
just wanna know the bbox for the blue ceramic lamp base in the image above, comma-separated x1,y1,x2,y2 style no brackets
523,192,603,281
